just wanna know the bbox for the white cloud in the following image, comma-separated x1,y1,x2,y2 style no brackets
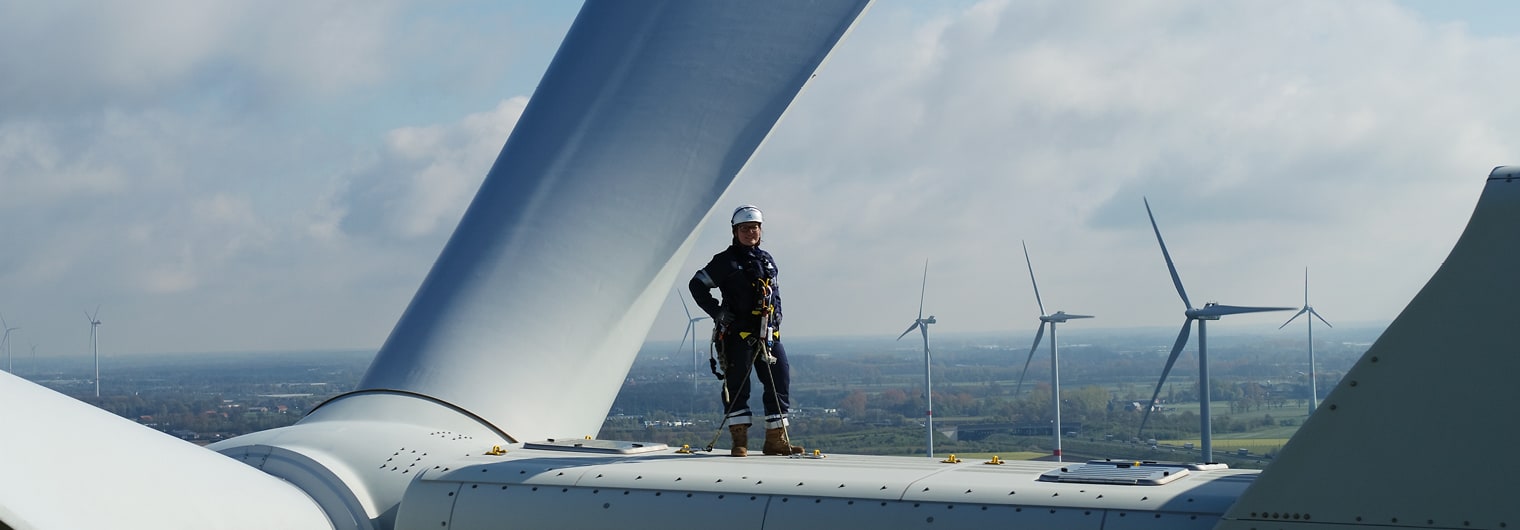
3,0,1518,355
338,97,528,239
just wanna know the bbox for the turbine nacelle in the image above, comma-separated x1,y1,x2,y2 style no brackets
1185,302,1292,321
1041,311,1093,323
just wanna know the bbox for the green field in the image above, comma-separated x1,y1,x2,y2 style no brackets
1158,437,1290,456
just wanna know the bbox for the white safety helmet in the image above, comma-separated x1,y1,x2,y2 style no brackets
731,205,763,226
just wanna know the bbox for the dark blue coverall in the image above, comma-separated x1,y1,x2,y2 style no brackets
689,242,791,429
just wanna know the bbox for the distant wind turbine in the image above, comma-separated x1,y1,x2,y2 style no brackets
895,260,937,458
86,307,101,398
0,314,18,373
673,290,711,401
1138,198,1293,462
1014,242,1093,462
1280,267,1332,414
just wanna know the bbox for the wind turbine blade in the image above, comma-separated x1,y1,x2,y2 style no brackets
1144,197,1192,310
678,290,693,320
1278,308,1309,329
1014,323,1046,395
673,322,692,359
1022,241,1045,316
1310,308,1333,327
0,313,6,329
918,259,928,320
1303,267,1310,306
1139,320,1193,437
1196,304,1296,317
84,310,93,324
1063,314,1094,319
897,321,920,341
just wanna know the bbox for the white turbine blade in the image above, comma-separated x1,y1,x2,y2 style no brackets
918,259,929,320
1144,197,1193,310
678,289,694,320
0,313,6,329
1014,323,1046,395
1310,307,1333,327
1303,267,1311,306
1022,240,1045,316
351,1,871,441
1061,314,1094,320
1139,320,1193,437
0,370,331,528
1196,304,1296,318
896,321,921,341
1278,307,1309,329
672,322,693,359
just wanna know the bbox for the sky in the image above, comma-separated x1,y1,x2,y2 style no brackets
1,1,1518,358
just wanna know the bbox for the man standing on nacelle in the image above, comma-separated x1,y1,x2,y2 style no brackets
690,205,803,457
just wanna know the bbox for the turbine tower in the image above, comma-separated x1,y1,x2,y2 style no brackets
86,307,101,398
1138,198,1293,462
0,314,17,373
1014,242,1093,462
673,290,711,403
1279,267,1332,413
895,260,937,458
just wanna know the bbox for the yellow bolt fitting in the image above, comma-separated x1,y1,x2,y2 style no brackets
941,454,961,464
984,455,1004,465
485,445,506,456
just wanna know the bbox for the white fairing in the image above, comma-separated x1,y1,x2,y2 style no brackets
1217,167,1520,529
355,0,871,442
0,370,331,530
393,447,1258,530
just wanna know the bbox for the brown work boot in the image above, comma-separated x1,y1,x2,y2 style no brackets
763,427,803,455
729,424,749,457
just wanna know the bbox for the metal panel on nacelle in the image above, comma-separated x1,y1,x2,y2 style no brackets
391,445,1259,529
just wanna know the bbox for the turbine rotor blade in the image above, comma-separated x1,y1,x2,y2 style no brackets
1015,323,1046,395
1310,308,1333,327
897,321,921,341
1303,267,1310,306
1279,308,1309,329
918,259,928,320
1144,198,1192,310
1022,241,1045,316
1139,320,1193,438
673,322,692,359
678,290,693,319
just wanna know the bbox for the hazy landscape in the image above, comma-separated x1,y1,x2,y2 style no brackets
10,322,1385,468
